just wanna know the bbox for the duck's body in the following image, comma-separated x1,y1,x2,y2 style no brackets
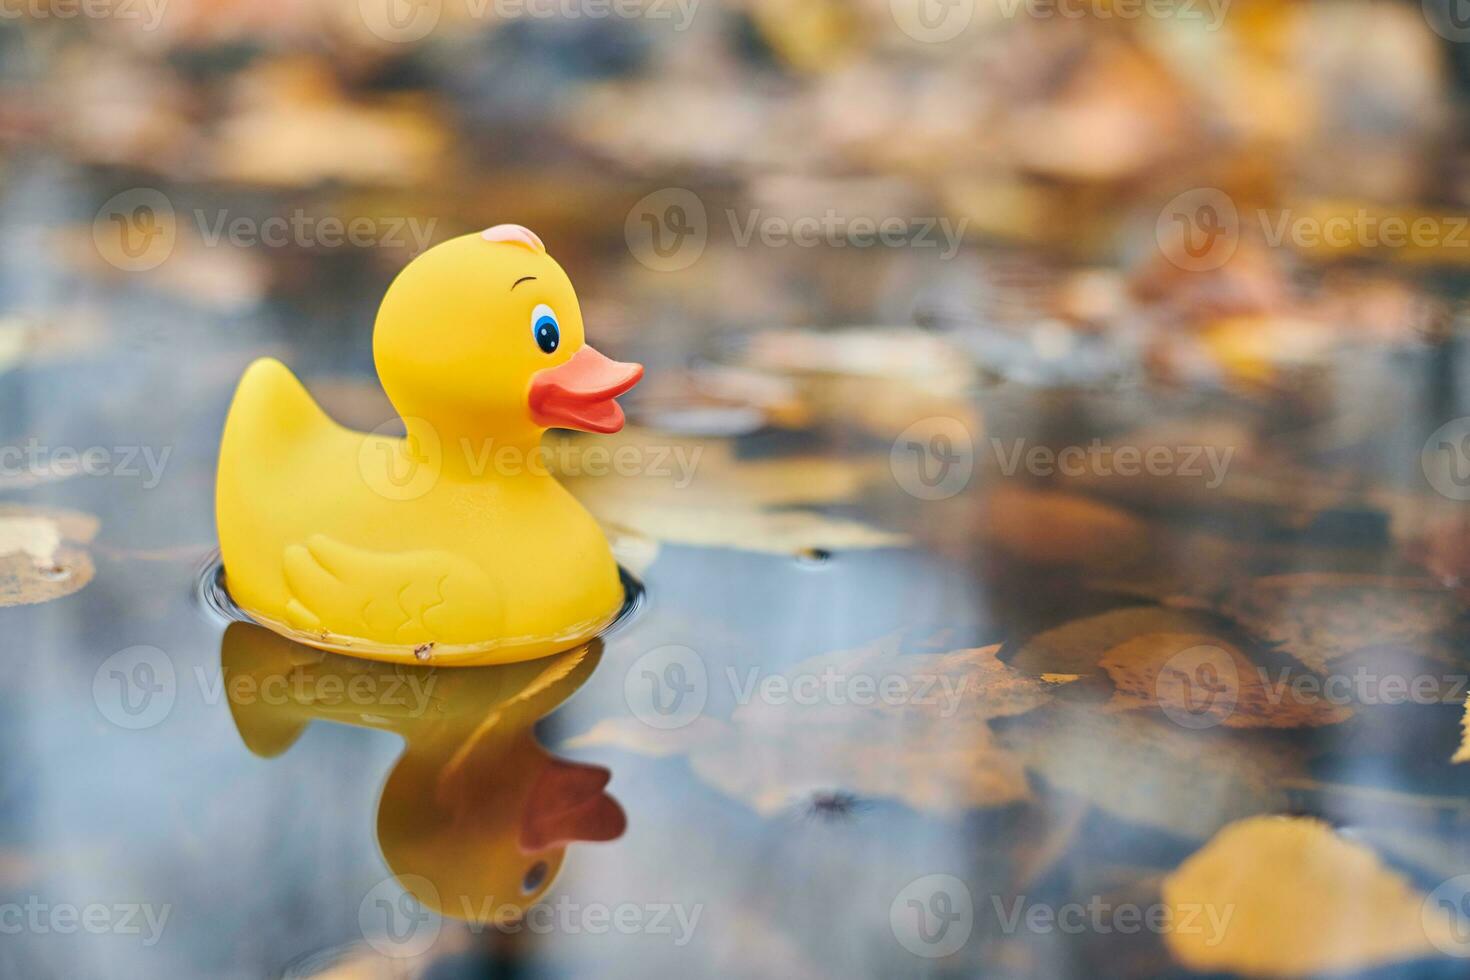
215,226,642,665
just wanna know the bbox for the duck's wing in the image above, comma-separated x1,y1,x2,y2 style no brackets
281,534,504,648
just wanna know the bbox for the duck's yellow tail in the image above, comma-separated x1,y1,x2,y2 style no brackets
216,358,341,614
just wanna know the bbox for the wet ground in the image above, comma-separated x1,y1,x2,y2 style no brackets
5,153,1470,980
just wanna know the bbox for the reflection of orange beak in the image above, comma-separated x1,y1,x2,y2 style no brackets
529,346,643,434
518,757,627,853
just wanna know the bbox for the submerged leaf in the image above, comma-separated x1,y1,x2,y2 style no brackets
1222,574,1464,674
1008,605,1225,677
1001,703,1306,840
1101,632,1353,729
573,636,1066,816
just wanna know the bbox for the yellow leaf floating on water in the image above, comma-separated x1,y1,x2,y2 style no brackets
0,506,98,607
1162,816,1457,977
1101,632,1353,729
1454,694,1470,764
555,429,906,556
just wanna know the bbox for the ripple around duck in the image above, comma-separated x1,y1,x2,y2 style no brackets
195,551,647,658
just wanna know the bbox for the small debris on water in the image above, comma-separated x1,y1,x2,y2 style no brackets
804,790,864,823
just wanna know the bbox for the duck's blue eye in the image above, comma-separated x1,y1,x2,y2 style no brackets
531,304,560,354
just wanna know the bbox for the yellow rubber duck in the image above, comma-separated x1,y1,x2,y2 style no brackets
216,225,643,666
220,622,625,922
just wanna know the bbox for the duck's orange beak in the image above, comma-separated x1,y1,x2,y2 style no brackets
518,757,627,852
528,346,643,434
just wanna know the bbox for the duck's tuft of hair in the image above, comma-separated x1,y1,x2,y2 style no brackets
481,224,546,252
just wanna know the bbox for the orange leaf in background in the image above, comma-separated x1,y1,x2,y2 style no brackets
981,485,1147,568
209,59,446,188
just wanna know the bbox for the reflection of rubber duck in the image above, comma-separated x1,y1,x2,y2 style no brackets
220,621,625,921
216,225,643,666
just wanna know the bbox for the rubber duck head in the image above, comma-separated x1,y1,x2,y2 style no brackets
373,225,642,449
